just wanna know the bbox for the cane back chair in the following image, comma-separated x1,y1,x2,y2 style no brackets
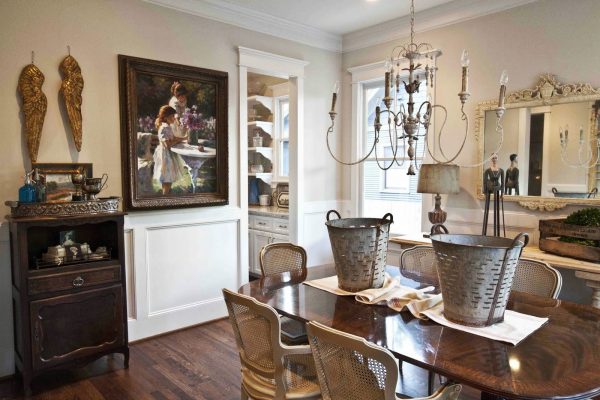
260,242,309,345
260,242,308,277
306,321,462,400
400,245,439,287
222,288,320,400
512,258,562,299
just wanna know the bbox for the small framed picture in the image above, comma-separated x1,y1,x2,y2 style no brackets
33,163,93,203
59,230,76,247
65,244,82,261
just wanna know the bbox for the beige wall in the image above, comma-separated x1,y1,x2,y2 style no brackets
341,0,600,223
0,0,343,206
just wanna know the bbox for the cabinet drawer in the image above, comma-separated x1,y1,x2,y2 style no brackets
272,220,289,234
252,216,274,231
28,265,121,296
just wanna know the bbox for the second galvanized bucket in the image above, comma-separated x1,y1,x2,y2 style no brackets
325,210,393,292
430,224,529,327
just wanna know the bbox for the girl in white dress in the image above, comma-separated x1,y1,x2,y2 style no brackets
153,106,187,195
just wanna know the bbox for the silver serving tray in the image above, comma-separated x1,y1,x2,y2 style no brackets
5,197,120,218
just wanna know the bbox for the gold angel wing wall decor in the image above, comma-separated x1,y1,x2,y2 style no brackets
18,63,47,163
60,54,84,152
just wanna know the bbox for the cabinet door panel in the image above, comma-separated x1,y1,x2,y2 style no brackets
30,285,124,370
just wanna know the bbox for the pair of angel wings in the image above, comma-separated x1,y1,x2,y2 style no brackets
17,55,84,163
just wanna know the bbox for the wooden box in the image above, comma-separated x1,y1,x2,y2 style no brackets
539,218,600,262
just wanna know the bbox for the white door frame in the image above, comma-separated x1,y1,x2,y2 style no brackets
238,47,309,278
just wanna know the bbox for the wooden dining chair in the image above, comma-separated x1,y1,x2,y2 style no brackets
260,242,307,276
399,245,440,394
260,242,309,345
222,288,321,400
400,245,439,287
306,321,462,400
512,258,562,299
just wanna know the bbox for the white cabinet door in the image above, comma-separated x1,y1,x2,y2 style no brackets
248,230,257,275
250,229,271,275
271,232,289,244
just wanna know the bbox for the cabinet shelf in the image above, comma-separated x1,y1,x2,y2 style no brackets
248,172,273,184
248,121,273,137
248,95,273,113
249,147,273,160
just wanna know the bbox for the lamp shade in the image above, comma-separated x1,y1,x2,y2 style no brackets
417,164,460,194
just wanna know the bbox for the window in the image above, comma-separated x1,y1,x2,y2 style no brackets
276,97,289,178
360,80,427,234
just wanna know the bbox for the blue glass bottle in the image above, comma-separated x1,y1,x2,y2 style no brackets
18,170,37,203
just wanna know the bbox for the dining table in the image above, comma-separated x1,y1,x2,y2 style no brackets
239,264,600,400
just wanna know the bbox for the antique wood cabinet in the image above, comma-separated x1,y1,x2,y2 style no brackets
7,212,129,395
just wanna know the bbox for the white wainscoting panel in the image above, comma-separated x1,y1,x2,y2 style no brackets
0,223,14,377
146,221,237,315
125,207,242,341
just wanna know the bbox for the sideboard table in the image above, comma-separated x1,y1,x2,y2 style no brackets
390,233,600,308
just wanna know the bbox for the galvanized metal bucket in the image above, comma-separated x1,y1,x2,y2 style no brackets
325,210,393,292
430,224,529,327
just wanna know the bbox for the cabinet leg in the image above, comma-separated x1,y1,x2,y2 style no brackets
574,271,600,309
22,374,32,398
124,348,130,368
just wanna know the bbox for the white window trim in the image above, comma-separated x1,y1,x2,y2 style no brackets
273,95,289,182
347,56,438,221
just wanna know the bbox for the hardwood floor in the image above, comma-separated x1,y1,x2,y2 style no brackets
0,318,481,399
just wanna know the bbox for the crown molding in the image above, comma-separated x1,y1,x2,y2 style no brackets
142,0,342,53
342,0,539,53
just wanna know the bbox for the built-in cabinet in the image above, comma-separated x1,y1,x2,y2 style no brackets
248,96,275,191
7,213,129,395
248,213,289,276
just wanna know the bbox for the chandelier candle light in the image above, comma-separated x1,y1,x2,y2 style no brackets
326,0,508,177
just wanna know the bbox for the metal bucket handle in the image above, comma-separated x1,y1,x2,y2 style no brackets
326,210,341,221
382,213,394,224
486,232,530,325
430,223,449,235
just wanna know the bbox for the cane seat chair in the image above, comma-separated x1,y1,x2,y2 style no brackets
260,242,309,345
400,245,439,287
222,289,321,400
512,258,562,299
306,321,462,400
260,242,308,277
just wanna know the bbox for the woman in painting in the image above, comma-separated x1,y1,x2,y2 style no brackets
153,106,186,195
169,81,189,139
482,153,505,236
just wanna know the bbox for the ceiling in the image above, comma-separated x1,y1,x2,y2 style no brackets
214,0,455,35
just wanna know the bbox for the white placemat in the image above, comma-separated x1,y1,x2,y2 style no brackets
304,274,548,345
421,302,548,345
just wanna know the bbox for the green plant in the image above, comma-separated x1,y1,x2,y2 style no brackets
559,208,600,247
564,207,600,227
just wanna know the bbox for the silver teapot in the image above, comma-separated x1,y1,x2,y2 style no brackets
82,174,108,200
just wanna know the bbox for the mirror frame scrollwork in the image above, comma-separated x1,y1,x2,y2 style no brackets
475,74,600,211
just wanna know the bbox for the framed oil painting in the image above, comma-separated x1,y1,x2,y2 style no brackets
32,163,93,202
118,55,228,210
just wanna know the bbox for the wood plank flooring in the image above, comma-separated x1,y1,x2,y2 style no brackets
0,318,485,399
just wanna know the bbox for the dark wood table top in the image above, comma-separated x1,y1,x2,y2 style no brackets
239,265,600,400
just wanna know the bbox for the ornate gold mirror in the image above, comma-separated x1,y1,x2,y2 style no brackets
476,74,600,211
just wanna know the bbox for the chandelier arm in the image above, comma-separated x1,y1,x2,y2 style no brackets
460,114,505,168
326,121,377,166
373,142,398,171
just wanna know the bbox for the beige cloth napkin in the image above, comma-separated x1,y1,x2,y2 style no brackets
303,274,440,319
304,274,548,345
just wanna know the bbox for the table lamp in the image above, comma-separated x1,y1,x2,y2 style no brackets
417,164,460,230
